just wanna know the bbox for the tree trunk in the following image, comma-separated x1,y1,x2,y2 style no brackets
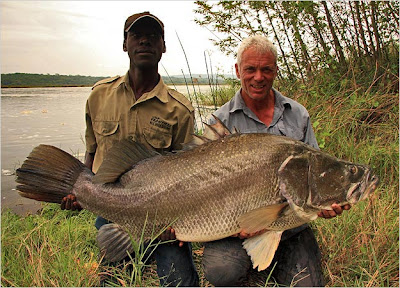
272,4,306,81
361,2,378,62
263,4,295,80
349,2,363,59
370,1,382,62
355,1,370,56
309,2,331,59
322,1,346,65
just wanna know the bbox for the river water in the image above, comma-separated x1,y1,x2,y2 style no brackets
1,85,218,215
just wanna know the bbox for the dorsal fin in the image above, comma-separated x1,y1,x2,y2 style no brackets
183,115,237,150
93,137,159,184
209,114,234,137
202,123,222,141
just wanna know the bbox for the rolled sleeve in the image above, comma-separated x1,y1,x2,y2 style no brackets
172,110,195,150
85,100,97,154
303,117,319,150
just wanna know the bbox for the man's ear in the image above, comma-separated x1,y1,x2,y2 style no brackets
123,39,127,52
163,40,166,53
274,65,279,79
235,63,240,79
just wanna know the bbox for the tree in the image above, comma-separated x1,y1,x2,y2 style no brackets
194,0,399,91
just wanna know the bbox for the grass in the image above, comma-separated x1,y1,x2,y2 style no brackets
2,69,399,286
1,206,99,287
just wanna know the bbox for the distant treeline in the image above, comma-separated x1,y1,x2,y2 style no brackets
1,73,228,88
1,73,108,88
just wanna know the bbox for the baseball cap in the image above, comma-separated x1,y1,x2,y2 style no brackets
124,11,164,37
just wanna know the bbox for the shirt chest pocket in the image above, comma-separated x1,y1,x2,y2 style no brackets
93,121,119,136
143,126,172,150
93,120,120,150
277,121,304,141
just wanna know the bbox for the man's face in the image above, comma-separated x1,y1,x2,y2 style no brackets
123,19,166,69
235,47,278,101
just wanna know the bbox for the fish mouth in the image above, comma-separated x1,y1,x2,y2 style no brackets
346,171,379,204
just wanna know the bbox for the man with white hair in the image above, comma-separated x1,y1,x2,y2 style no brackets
204,35,350,287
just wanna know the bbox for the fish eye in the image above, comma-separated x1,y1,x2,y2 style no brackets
350,165,358,174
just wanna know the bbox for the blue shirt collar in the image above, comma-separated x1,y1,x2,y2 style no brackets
229,88,291,112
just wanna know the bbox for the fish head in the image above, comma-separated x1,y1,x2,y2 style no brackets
278,149,379,216
343,164,379,204
306,153,379,209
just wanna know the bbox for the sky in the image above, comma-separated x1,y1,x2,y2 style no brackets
1,1,237,77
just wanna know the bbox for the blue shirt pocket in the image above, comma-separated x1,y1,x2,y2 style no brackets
277,121,304,141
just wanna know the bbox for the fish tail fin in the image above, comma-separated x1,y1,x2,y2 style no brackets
16,144,91,203
243,231,283,271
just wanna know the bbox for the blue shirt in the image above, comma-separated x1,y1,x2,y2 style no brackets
210,88,319,149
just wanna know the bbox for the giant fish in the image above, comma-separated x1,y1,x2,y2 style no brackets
15,118,379,271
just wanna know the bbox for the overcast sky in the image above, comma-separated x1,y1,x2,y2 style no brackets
1,1,237,77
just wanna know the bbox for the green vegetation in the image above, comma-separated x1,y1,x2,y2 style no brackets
1,206,99,286
1,73,109,88
195,1,398,86
196,77,241,107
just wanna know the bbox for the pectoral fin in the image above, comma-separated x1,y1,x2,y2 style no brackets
238,203,288,234
97,223,134,263
243,231,283,271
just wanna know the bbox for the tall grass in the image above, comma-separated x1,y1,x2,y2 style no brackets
1,206,99,286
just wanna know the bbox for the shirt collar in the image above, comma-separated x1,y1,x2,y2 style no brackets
270,88,291,127
229,89,247,113
119,71,169,104
229,87,291,113
273,88,291,109
229,88,292,127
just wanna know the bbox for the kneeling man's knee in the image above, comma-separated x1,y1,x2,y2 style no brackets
203,238,251,286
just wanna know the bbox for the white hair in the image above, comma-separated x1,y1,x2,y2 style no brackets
237,35,278,68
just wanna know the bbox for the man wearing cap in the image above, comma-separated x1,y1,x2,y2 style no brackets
61,12,199,286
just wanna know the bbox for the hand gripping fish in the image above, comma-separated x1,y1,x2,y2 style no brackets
15,117,379,271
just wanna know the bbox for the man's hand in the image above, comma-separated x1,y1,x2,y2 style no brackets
232,229,266,239
60,194,82,211
60,151,93,211
159,227,184,247
318,203,351,219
